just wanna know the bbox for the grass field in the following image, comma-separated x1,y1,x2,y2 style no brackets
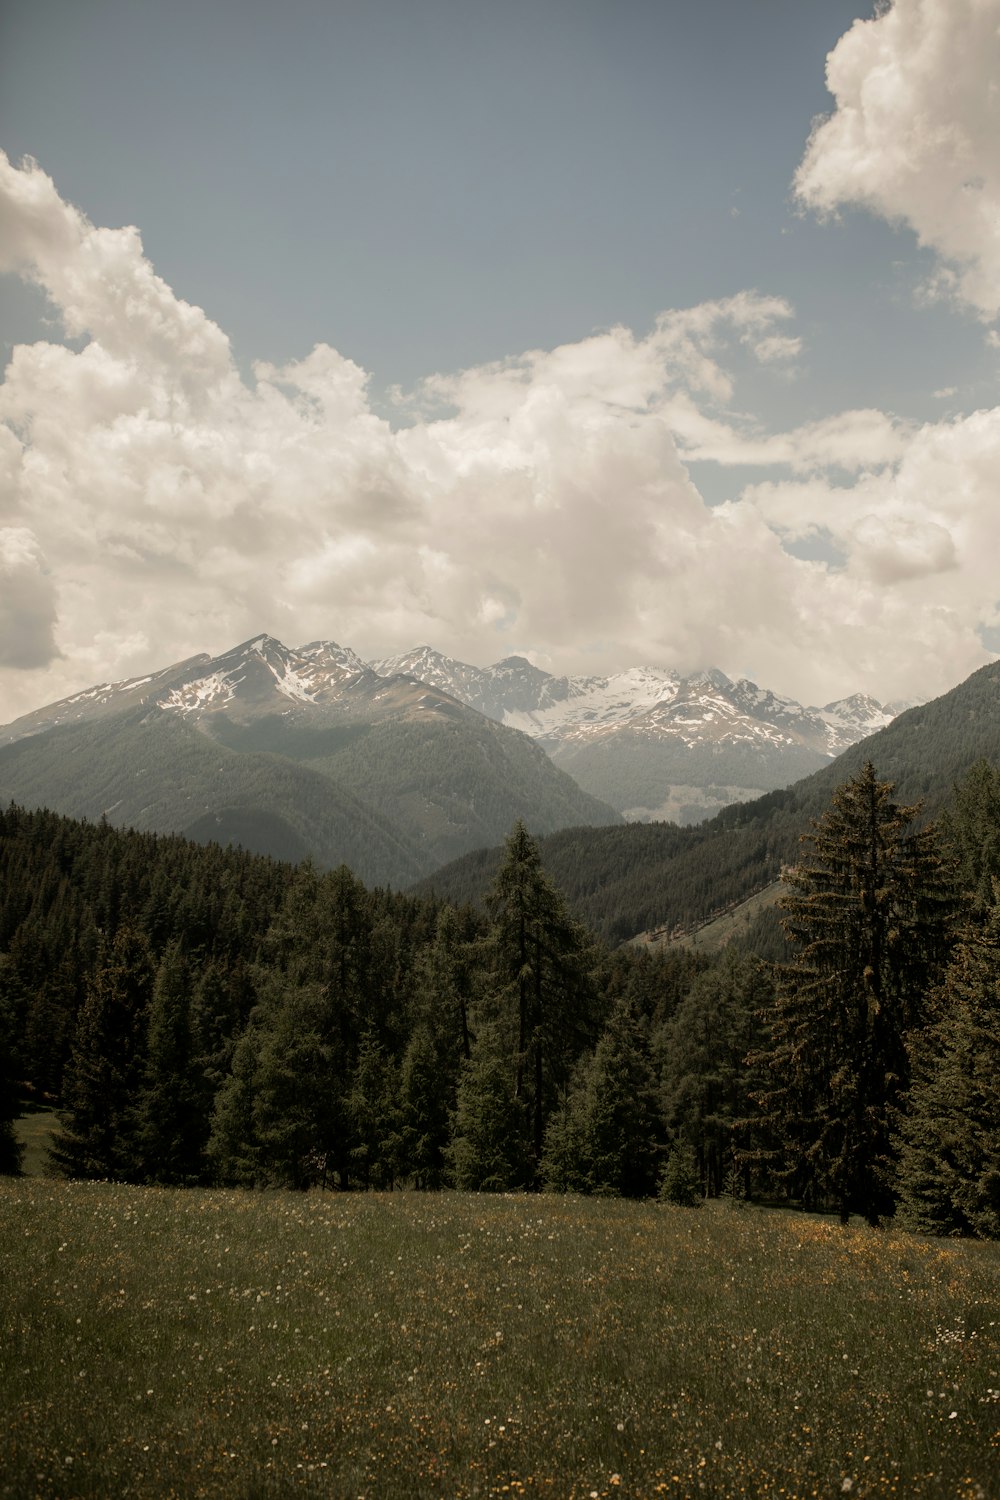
13,1111,60,1178
1,1180,998,1499
633,882,783,955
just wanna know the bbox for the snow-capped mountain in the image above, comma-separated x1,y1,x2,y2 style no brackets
154,635,378,717
0,635,621,885
370,645,902,823
372,646,895,757
374,646,601,722
1,634,905,837
2,635,456,743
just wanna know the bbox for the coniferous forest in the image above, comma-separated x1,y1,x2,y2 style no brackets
3,759,1000,1236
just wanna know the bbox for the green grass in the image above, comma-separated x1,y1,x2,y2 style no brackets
1,1182,998,1499
12,1110,60,1177
634,881,783,955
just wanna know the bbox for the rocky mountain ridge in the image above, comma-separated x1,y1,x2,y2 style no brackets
374,645,897,756
2,635,907,831
373,645,904,822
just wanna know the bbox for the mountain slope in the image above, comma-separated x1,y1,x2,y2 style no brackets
375,646,898,822
0,707,428,886
0,635,621,883
416,659,1000,942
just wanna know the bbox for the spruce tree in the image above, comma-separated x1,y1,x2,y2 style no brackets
486,821,597,1182
135,943,209,1185
542,1000,663,1198
450,1028,532,1191
539,1057,591,1194
207,1025,263,1187
400,1022,452,1189
0,990,24,1174
348,1032,403,1190
249,983,349,1190
941,759,1000,922
53,926,154,1180
579,998,663,1197
657,951,769,1199
751,762,956,1223
896,901,1000,1238
658,1140,702,1207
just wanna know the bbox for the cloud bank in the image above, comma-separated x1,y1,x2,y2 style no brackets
0,114,997,722
795,0,1000,323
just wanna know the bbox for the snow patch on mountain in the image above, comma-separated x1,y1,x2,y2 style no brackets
376,648,897,760
161,671,239,713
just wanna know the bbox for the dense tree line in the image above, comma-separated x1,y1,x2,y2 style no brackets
3,759,1000,1238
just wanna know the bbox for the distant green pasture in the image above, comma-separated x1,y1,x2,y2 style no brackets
1,1181,997,1498
12,1110,59,1178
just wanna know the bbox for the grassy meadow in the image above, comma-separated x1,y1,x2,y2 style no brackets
1,1179,998,1500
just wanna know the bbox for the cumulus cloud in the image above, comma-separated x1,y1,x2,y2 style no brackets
795,0,1000,322
741,404,1000,694
0,528,60,669
0,149,997,720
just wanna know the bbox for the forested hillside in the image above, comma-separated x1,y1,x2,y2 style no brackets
0,804,693,1192
0,710,428,887
4,756,1000,1238
419,660,1000,941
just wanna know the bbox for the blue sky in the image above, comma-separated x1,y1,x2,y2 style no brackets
1,0,998,719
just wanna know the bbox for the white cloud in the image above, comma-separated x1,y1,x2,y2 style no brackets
0,150,997,721
742,405,1000,695
752,334,803,365
0,528,60,669
795,0,1000,322
677,407,909,473
0,153,232,377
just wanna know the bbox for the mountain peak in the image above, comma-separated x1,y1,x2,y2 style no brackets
492,654,537,670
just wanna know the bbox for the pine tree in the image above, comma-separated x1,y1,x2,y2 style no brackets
348,1032,403,1190
53,926,154,1180
751,763,956,1224
450,1028,532,1192
896,901,1000,1238
941,760,1000,923
656,951,769,1199
580,998,663,1197
658,1140,702,1207
400,1022,452,1189
207,1025,263,1187
249,983,350,1190
399,904,478,1187
0,986,24,1174
135,943,209,1185
539,1057,592,1194
486,821,597,1182
542,1000,664,1198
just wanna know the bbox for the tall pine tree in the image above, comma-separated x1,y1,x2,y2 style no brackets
751,763,956,1223
485,821,597,1183
896,897,1000,1238
53,926,154,1180
135,943,209,1185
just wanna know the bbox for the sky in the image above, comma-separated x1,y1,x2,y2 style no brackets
1,0,999,722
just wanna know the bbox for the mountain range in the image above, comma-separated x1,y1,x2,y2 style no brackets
417,658,1000,944
375,645,902,823
0,632,905,888
0,635,617,886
